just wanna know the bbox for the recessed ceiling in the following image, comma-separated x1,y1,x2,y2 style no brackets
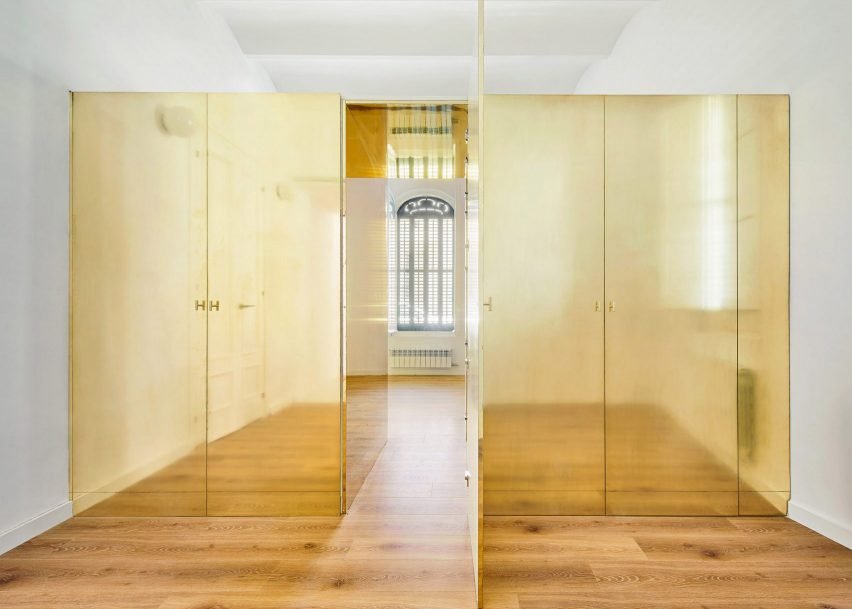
203,0,656,98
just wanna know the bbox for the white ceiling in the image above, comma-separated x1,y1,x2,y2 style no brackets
203,0,655,98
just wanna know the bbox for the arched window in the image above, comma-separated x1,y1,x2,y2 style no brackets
397,196,454,331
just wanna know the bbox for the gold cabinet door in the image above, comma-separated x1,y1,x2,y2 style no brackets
604,95,739,516
736,95,790,516
71,93,208,516
482,95,606,515
205,94,342,516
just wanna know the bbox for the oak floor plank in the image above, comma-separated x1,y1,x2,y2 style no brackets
156,591,476,609
518,596,852,609
633,533,852,562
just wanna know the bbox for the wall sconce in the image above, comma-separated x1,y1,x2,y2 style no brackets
159,106,197,138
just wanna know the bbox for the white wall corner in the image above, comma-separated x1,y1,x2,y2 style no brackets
0,501,72,556
788,501,852,550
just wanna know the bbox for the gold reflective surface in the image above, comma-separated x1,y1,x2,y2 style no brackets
71,93,342,516
71,93,208,516
737,95,790,514
605,96,739,514
480,94,788,518
346,104,468,179
482,95,605,516
205,93,342,516
467,5,484,599
344,377,388,511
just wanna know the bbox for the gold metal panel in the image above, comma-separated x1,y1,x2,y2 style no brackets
482,95,605,515
345,104,468,178
484,491,604,516
71,93,208,516
344,376,389,511
206,492,340,516
738,490,790,516
736,95,790,510
73,492,207,517
606,492,738,516
467,8,485,602
604,96,739,500
206,94,342,515
346,105,387,178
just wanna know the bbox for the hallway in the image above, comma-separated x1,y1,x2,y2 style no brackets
0,376,477,609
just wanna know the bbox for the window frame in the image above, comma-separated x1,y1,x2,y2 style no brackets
396,196,455,332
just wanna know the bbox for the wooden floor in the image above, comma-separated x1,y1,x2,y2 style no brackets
0,375,476,609
484,515,852,608
3,376,851,608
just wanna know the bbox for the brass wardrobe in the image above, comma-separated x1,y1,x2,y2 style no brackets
482,94,789,516
70,93,342,516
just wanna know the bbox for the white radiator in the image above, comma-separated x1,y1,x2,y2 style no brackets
390,349,453,369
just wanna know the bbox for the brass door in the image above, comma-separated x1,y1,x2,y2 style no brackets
604,96,739,515
205,94,342,516
71,93,343,517
71,93,208,516
736,95,790,515
482,95,606,515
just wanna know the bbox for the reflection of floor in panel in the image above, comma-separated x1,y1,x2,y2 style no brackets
483,515,852,609
345,375,389,511
484,402,780,516
76,402,342,516
1,375,477,609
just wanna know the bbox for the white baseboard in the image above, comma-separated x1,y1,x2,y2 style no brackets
346,369,389,377
0,501,72,556
788,501,852,549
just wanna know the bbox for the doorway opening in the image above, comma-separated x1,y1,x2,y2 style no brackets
343,103,475,601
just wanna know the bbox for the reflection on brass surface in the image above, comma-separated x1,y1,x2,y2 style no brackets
345,376,389,511
72,93,342,516
739,490,790,516
482,95,605,515
206,93,342,516
737,95,790,515
71,93,209,515
605,96,739,514
73,493,207,517
479,94,788,519
467,19,484,603
346,104,468,178
485,491,604,516
207,492,340,516
606,492,738,516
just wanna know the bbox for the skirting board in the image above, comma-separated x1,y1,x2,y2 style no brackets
0,501,71,556
788,501,852,549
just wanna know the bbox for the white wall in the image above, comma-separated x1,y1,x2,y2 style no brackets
576,0,852,548
0,0,272,555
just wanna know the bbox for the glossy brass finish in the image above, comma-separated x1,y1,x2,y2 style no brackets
736,95,790,514
206,93,341,516
480,94,787,518
467,8,484,599
482,95,605,516
345,103,468,178
71,93,208,516
605,96,739,514
71,93,342,517
344,376,388,512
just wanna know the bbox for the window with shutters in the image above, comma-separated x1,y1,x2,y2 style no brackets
396,196,454,331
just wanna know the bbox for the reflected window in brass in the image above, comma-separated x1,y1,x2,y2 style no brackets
346,104,468,178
